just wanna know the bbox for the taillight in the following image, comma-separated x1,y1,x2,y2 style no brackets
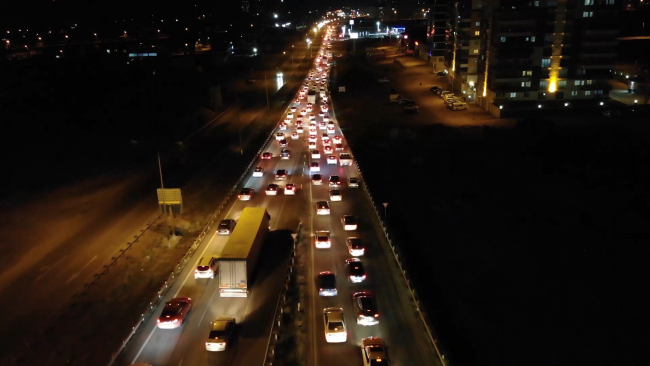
374,314,379,318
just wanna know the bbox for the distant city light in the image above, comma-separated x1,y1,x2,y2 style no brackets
274,14,278,18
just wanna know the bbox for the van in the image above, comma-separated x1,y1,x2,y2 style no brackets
195,256,219,279
451,102,468,111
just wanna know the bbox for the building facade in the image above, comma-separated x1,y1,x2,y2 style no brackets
439,0,620,116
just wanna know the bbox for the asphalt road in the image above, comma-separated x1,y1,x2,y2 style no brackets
0,44,310,364
123,32,442,366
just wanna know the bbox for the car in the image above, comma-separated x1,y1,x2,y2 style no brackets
279,123,287,131
296,119,303,126
309,134,318,143
322,138,331,147
314,230,331,249
323,116,330,123
322,95,329,103
345,237,365,256
440,91,453,99
450,102,468,111
306,105,313,113
329,175,341,187
276,133,285,141
321,105,329,112
297,126,304,133
378,77,390,83
310,114,317,121
397,97,413,106
275,169,288,180
327,125,335,134
346,259,367,284
341,215,358,230
334,143,344,151
293,99,301,105
290,106,298,113
238,188,254,201
323,307,347,343
217,219,236,235
327,155,338,165
403,105,419,114
312,150,321,159
430,85,441,93
310,162,320,172
265,184,279,195
324,145,333,154
280,149,291,159
319,121,327,130
311,174,323,185
444,97,463,106
333,135,343,143
348,177,359,187
300,109,307,116
279,139,288,147
287,112,294,120
308,141,317,149
317,271,337,296
316,201,330,215
205,317,236,351
157,297,192,329
318,111,326,118
284,183,296,195
261,151,273,160
252,167,264,177
195,256,218,279
329,189,342,201
361,337,389,366
291,132,300,140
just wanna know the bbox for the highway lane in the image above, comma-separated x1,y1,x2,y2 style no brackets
302,34,443,366
122,65,312,366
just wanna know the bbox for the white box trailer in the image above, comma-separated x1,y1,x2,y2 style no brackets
218,207,270,297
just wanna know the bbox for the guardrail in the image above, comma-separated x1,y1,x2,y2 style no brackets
353,159,450,366
107,64,303,366
262,222,302,366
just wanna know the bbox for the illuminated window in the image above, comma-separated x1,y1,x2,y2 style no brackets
510,92,517,98
571,91,578,96
474,31,480,36
558,80,567,87
584,0,593,5
521,81,531,87
541,58,551,67
540,80,548,88
575,80,584,85
531,36,536,42
586,80,593,85
583,11,593,17
605,0,614,4
475,22,480,26
522,70,532,76
501,37,506,42
596,90,603,95
473,49,479,54
585,90,592,95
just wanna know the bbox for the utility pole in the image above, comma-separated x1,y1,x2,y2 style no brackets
158,151,173,246
264,72,270,110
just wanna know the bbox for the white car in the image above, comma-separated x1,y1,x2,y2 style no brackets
291,132,300,140
312,150,321,159
333,135,343,144
279,123,287,131
314,230,331,248
308,141,317,149
341,215,358,230
346,237,365,256
252,167,264,177
321,105,329,112
316,201,330,215
327,125,335,134
275,133,285,141
205,317,236,352
327,155,337,165
287,112,294,120
361,337,388,366
266,184,279,196
323,307,347,343
284,183,296,195
290,107,297,113
309,134,318,143
319,122,327,130
309,114,317,121
318,111,326,118
323,116,330,123
310,162,320,172
297,126,304,133
329,189,342,201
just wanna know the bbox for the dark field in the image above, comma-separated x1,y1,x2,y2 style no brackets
333,52,650,365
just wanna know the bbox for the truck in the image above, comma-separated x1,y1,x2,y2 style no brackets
389,88,399,103
339,153,353,166
217,207,270,297
307,90,317,104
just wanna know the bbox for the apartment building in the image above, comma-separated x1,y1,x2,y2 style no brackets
440,0,620,117
426,0,453,71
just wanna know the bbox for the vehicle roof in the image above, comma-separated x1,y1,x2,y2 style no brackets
211,317,235,331
219,207,268,259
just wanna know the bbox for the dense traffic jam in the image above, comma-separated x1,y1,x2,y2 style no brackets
154,25,391,365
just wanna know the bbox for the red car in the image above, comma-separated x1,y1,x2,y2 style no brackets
157,297,192,329
261,152,272,160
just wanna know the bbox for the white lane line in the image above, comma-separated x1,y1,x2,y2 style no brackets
198,283,219,327
64,255,97,285
132,322,158,364
273,137,307,230
33,255,68,283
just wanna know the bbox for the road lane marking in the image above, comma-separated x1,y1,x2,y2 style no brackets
33,255,68,283
64,255,97,285
274,136,308,230
198,282,220,327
